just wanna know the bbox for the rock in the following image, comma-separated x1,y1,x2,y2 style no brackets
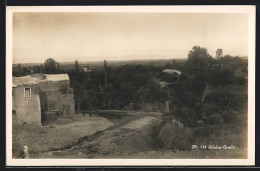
78,152,84,155
53,151,61,155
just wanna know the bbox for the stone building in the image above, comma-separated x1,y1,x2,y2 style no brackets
12,74,75,125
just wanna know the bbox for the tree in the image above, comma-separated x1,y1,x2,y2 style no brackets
104,60,107,86
172,59,176,65
187,46,212,68
216,49,223,58
75,60,79,73
17,63,21,70
57,62,60,71
33,64,43,73
43,58,58,74
13,63,23,76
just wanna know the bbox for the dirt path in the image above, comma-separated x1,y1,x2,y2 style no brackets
36,114,246,159
122,117,156,129
36,115,158,158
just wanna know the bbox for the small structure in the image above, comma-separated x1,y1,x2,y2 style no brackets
83,67,91,72
163,69,182,75
12,74,75,125
160,69,182,112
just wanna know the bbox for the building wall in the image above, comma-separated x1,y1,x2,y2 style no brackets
12,85,41,125
39,89,75,117
12,78,75,125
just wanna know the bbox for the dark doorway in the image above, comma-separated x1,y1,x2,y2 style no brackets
63,104,70,115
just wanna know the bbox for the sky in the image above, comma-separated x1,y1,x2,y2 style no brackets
13,12,248,63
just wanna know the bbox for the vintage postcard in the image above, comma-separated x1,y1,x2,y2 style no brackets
6,6,255,166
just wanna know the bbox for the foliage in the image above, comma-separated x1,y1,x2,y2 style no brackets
33,64,44,73
208,68,235,86
148,118,193,151
216,49,223,58
68,62,165,111
174,105,197,127
236,76,247,86
43,58,60,74
187,46,212,69
13,66,31,77
75,60,79,73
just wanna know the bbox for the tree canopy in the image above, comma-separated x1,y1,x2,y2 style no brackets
75,60,79,73
216,49,223,58
187,46,212,68
43,58,59,74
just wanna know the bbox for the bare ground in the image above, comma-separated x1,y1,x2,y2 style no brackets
12,115,114,157
13,112,246,159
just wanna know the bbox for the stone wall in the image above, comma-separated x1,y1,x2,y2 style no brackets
39,89,75,117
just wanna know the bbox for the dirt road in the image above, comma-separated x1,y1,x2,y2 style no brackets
36,114,158,158
13,111,246,159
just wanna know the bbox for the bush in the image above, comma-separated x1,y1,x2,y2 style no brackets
200,103,222,120
194,127,212,137
148,119,164,149
208,68,235,86
236,76,247,86
176,106,197,127
207,113,224,124
138,103,165,112
222,110,241,124
158,121,193,150
149,119,193,151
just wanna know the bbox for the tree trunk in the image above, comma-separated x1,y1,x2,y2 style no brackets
165,100,170,112
105,72,107,86
103,98,106,109
201,83,209,104
77,103,80,113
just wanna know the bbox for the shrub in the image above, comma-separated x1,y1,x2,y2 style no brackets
149,119,193,151
176,106,197,127
148,119,164,149
222,110,241,124
208,68,235,86
207,113,224,124
138,103,164,112
194,127,212,137
236,76,247,86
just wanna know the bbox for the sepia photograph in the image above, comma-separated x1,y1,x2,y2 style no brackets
6,6,255,166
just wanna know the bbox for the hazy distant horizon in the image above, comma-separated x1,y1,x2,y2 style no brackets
12,55,249,65
13,12,248,64
12,56,188,65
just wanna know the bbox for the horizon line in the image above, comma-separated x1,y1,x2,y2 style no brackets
12,57,189,65
12,55,248,65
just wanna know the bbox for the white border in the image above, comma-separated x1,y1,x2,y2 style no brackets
6,5,255,166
